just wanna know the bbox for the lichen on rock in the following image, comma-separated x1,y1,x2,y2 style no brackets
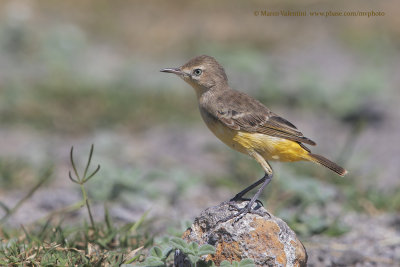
181,201,307,267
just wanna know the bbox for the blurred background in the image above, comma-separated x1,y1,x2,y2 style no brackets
0,0,399,265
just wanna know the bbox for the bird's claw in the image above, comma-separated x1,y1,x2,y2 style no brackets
217,200,269,224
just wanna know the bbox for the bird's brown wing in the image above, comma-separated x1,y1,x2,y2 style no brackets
213,90,316,146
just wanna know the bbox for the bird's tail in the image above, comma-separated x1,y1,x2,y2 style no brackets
307,153,348,177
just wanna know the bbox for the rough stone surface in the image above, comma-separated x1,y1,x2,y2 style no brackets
181,201,307,267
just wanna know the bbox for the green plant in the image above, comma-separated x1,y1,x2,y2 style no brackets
137,246,173,266
68,144,100,229
220,259,255,267
170,237,215,265
0,145,152,266
138,237,216,267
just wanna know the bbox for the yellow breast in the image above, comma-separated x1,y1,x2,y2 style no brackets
202,115,308,162
233,132,308,162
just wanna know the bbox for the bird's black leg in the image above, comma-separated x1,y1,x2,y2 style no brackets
220,172,273,223
230,175,267,202
241,172,272,214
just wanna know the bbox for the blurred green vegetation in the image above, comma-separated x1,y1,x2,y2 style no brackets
0,80,199,133
0,0,399,265
0,0,395,133
0,157,38,189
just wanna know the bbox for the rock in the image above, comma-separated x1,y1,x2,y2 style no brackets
181,201,307,267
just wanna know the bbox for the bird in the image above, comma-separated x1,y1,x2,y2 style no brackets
161,55,347,218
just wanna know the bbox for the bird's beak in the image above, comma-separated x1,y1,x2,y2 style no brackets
160,67,186,76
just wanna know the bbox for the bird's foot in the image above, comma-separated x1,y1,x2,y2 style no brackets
229,195,264,207
218,200,269,224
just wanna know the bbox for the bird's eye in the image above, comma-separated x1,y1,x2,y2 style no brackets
193,69,202,76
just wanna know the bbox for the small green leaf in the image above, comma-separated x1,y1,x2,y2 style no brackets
220,259,255,267
130,210,149,233
124,253,141,264
150,246,163,258
220,260,232,267
142,256,165,266
238,258,256,267
82,164,100,183
68,171,79,184
69,146,80,180
161,247,173,259
188,254,200,264
198,244,215,256
188,242,199,254
169,237,188,252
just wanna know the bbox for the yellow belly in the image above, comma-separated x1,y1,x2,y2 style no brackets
205,119,309,162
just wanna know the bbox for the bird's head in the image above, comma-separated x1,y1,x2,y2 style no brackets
161,55,228,96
